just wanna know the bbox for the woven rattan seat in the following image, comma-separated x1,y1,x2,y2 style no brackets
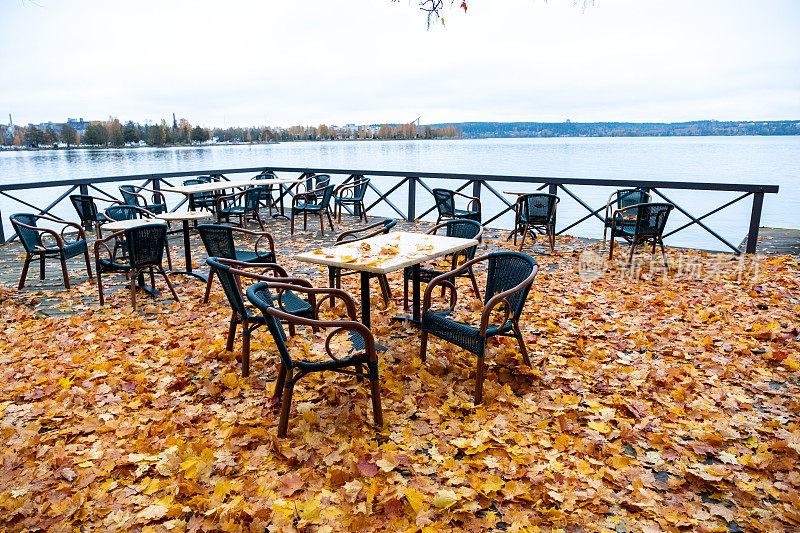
608,202,674,266
513,193,559,252
432,188,481,224
420,251,539,405
247,280,382,437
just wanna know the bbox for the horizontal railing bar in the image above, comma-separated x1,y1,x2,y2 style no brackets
0,166,779,194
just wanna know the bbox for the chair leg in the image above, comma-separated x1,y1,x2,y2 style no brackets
627,237,639,266
40,255,45,280
273,363,286,401
608,231,616,260
403,275,409,310
130,268,138,310
226,313,238,352
518,224,527,251
84,251,93,279
303,211,307,231
18,255,31,290
60,257,71,289
164,242,173,271
549,225,556,253
242,319,251,377
378,274,392,304
202,271,215,303
419,331,428,362
318,212,325,236
360,200,368,223
158,267,179,302
659,239,668,267
96,266,105,305
475,354,486,405
290,213,295,235
514,324,532,367
468,268,481,300
370,376,383,427
277,372,295,437
326,209,334,230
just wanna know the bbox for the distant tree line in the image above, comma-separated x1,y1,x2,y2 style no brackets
442,120,800,139
2,118,460,148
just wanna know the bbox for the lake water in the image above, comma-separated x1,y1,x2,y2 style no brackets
1,136,797,251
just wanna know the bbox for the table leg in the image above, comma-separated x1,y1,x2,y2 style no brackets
169,220,208,282
392,263,422,326
360,271,371,329
272,184,290,220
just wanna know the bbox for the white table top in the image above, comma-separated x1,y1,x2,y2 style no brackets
155,211,212,222
296,231,479,274
103,218,166,231
161,178,304,195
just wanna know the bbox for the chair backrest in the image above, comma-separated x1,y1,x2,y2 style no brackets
432,189,455,217
484,252,538,320
198,224,236,259
317,184,336,208
244,187,264,211
435,219,483,260
350,177,370,201
105,205,143,221
314,174,331,188
197,175,214,183
253,171,278,180
206,256,250,317
336,218,397,244
518,193,558,225
119,185,142,207
9,213,40,252
633,203,673,237
246,281,293,369
616,189,649,209
125,224,167,269
183,179,203,186
70,195,99,224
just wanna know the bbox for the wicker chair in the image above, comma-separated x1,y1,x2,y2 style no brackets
403,219,483,310
197,224,277,303
608,202,674,266
69,194,118,237
603,188,650,247
432,188,481,224
94,223,179,309
103,205,173,270
9,213,93,290
328,219,397,304
334,176,370,223
247,280,383,437
513,193,559,252
420,251,539,405
119,185,168,215
252,170,279,215
182,178,216,212
290,184,335,236
205,257,313,377
215,187,266,230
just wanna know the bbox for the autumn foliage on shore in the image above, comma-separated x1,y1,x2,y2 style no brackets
0,239,798,532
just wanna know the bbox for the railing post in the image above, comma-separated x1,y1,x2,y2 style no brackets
79,184,88,196
407,177,417,221
746,191,764,254
472,179,482,203
0,205,5,244
151,177,161,192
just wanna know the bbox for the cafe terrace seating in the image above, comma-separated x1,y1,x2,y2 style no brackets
420,251,539,405
602,188,650,248
119,184,169,216
247,279,383,437
608,202,674,266
205,257,314,377
95,223,179,310
215,187,267,230
403,219,483,310
182,178,217,212
9,213,93,290
103,205,173,269
513,193,559,253
432,188,482,224
290,184,336,236
69,194,118,238
334,176,370,223
328,218,397,304
198,224,278,303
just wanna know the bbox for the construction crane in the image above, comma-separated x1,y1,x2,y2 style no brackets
411,116,421,128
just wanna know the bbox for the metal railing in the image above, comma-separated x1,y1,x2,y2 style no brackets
0,166,779,254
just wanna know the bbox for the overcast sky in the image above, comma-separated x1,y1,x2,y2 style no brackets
2,0,799,128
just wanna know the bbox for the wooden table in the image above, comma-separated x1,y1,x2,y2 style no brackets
296,231,479,328
155,211,212,281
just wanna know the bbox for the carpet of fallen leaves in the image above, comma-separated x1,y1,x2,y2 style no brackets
0,228,799,532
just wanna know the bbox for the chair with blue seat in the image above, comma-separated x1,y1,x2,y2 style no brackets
403,219,483,310
432,188,481,224
215,186,266,230
10,213,93,290
513,193,559,253
119,184,168,215
69,194,118,238
290,184,336,236
602,188,650,248
247,279,383,437
205,257,314,377
334,176,370,223
420,251,539,405
197,224,277,303
608,202,674,266
94,223,179,309
103,205,173,270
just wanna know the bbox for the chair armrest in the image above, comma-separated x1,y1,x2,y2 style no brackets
610,204,644,231
422,254,487,311
479,264,538,336
292,187,323,207
229,227,276,255
94,230,125,259
334,178,368,198
453,190,481,212
336,220,392,244
216,191,241,210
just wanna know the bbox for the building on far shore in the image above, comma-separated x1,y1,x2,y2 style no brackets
29,118,91,135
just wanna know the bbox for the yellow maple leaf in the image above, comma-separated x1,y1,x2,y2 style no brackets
405,487,426,514
432,489,459,509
